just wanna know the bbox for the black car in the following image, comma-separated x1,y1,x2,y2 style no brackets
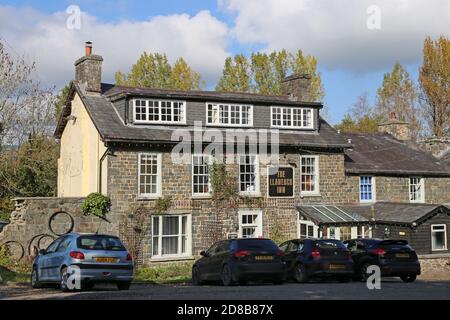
192,238,286,286
343,238,421,282
279,239,354,283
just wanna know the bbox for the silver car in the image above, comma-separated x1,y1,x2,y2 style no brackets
31,233,134,291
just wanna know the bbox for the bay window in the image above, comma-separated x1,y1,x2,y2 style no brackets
152,215,191,258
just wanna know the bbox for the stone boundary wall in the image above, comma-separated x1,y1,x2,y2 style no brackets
419,253,450,274
0,197,111,261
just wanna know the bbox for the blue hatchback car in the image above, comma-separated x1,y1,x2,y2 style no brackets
31,233,134,291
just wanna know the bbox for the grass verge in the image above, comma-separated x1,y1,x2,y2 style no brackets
134,262,193,284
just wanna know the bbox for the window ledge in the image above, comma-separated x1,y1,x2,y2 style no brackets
191,195,212,200
137,196,162,201
149,256,195,263
301,193,321,197
239,193,262,198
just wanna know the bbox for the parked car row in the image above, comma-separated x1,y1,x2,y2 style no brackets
192,237,421,286
30,233,421,292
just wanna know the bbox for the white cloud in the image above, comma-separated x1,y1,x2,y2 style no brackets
0,5,230,89
221,0,450,72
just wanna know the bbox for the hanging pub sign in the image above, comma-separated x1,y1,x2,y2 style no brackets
267,166,294,197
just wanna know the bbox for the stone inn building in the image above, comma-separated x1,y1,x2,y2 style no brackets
1,43,449,271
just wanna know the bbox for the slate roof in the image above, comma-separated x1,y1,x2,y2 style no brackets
298,202,450,227
102,84,323,107
54,82,351,149
343,132,450,177
338,202,450,226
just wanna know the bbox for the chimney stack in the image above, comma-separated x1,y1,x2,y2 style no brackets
75,41,103,94
378,112,410,141
281,74,313,102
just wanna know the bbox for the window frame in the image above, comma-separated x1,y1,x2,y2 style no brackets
431,224,447,251
270,106,314,129
297,219,318,239
238,210,263,238
205,102,253,127
359,176,376,203
192,154,212,198
132,98,187,125
300,155,320,196
239,154,260,196
409,177,425,203
151,214,192,260
137,153,162,199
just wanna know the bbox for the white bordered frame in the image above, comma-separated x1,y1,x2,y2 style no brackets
137,153,162,199
132,98,187,125
205,102,254,127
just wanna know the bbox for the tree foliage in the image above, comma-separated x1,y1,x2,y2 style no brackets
419,35,450,137
216,49,324,102
335,93,383,133
375,62,421,141
115,52,202,90
54,85,71,122
0,41,56,147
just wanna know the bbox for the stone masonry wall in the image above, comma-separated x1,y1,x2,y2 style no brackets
0,197,110,260
107,147,361,265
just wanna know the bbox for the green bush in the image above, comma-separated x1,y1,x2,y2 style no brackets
80,193,111,218
134,262,193,284
0,245,31,285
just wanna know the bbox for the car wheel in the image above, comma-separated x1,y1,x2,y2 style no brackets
60,267,71,292
400,275,417,283
221,264,234,286
117,281,132,290
31,267,41,289
359,263,372,282
192,266,203,286
294,264,309,283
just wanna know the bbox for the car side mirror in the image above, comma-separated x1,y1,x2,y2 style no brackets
200,250,208,257
39,249,47,255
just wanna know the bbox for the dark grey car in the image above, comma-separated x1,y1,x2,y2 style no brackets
31,233,134,291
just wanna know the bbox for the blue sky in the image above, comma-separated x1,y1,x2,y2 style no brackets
0,0,447,124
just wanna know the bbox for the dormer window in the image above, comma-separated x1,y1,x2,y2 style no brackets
206,103,253,126
271,106,314,129
133,99,186,124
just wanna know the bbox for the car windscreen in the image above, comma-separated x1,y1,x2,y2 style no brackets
314,240,347,250
237,240,279,251
378,239,409,246
77,235,126,251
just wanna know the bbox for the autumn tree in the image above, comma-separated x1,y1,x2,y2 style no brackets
335,93,383,133
115,52,201,90
216,54,251,93
170,58,201,91
0,40,58,219
55,85,71,121
216,49,324,102
419,35,450,137
290,50,324,102
375,62,422,141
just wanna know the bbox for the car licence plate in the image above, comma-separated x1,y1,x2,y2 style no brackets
95,257,119,263
329,264,345,270
255,256,273,261
396,253,410,258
